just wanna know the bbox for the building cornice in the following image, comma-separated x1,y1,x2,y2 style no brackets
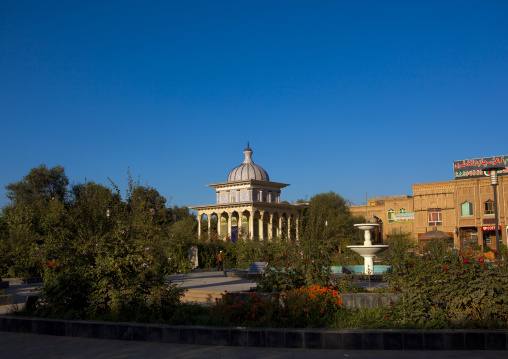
206,179,290,190
190,201,306,212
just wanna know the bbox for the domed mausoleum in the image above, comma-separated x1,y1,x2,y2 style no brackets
191,144,305,241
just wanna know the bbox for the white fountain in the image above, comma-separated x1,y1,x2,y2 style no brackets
347,220,389,275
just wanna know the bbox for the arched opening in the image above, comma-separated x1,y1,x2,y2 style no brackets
271,212,279,238
241,210,250,239
281,213,288,239
253,211,261,240
200,214,208,239
263,212,270,240
231,211,239,242
220,212,229,240
209,213,218,240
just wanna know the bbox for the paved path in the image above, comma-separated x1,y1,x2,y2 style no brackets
0,280,42,315
1,332,507,359
171,270,257,292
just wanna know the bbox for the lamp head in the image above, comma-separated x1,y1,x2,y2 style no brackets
483,166,505,186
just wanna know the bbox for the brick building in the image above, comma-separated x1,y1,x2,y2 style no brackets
350,156,508,250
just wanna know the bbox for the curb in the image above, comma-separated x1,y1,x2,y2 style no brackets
1,315,507,350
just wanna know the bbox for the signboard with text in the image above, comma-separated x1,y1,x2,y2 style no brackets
394,213,414,223
454,156,508,180
481,226,502,232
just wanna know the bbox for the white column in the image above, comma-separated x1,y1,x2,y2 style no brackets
197,214,202,237
207,213,212,240
259,211,264,240
278,216,283,238
268,213,273,239
217,214,222,238
296,218,299,240
287,216,291,240
249,211,254,239
227,212,232,239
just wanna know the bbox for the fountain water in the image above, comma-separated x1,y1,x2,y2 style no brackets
347,223,389,275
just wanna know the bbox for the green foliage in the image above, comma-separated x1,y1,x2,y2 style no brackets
500,244,508,260
209,286,343,328
0,165,199,321
377,230,417,265
254,238,332,292
25,180,185,322
168,303,210,325
471,244,483,251
302,191,364,249
386,238,508,329
330,307,390,329
5,164,69,207
0,164,70,277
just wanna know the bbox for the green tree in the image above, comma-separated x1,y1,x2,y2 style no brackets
5,164,69,207
303,191,364,249
1,164,69,277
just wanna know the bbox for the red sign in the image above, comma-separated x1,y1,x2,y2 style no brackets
481,226,502,231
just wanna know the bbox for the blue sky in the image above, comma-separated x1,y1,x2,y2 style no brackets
1,1,507,209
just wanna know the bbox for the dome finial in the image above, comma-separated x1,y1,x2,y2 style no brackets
228,144,269,181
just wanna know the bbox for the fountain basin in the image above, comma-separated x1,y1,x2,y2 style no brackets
347,245,389,256
347,245,389,275
353,223,380,231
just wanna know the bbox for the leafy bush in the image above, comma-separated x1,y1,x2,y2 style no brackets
255,240,332,292
386,238,508,329
280,285,343,327
208,286,343,328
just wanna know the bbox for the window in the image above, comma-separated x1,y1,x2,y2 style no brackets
485,233,491,245
388,209,395,223
428,209,442,226
461,201,473,217
484,200,494,215
399,208,406,213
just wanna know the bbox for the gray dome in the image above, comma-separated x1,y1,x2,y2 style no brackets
227,145,269,182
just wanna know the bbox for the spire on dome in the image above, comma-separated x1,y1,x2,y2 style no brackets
227,145,269,182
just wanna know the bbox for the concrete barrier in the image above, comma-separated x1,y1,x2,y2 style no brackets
0,315,507,350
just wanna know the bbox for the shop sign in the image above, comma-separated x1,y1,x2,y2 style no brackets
394,213,414,223
481,225,502,231
454,155,508,180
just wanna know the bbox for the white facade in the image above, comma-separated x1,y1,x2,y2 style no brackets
190,145,304,240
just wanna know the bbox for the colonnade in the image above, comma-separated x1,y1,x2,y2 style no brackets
197,209,299,240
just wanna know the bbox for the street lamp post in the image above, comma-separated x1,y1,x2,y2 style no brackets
482,166,505,260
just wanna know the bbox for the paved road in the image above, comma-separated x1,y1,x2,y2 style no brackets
1,332,507,359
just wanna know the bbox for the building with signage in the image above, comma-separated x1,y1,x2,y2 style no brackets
350,155,508,250
190,144,305,241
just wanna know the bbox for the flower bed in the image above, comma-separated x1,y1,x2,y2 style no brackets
209,286,344,328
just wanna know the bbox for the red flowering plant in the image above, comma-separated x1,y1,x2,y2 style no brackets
208,292,280,326
281,285,343,327
254,239,333,293
208,285,343,328
386,238,508,329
